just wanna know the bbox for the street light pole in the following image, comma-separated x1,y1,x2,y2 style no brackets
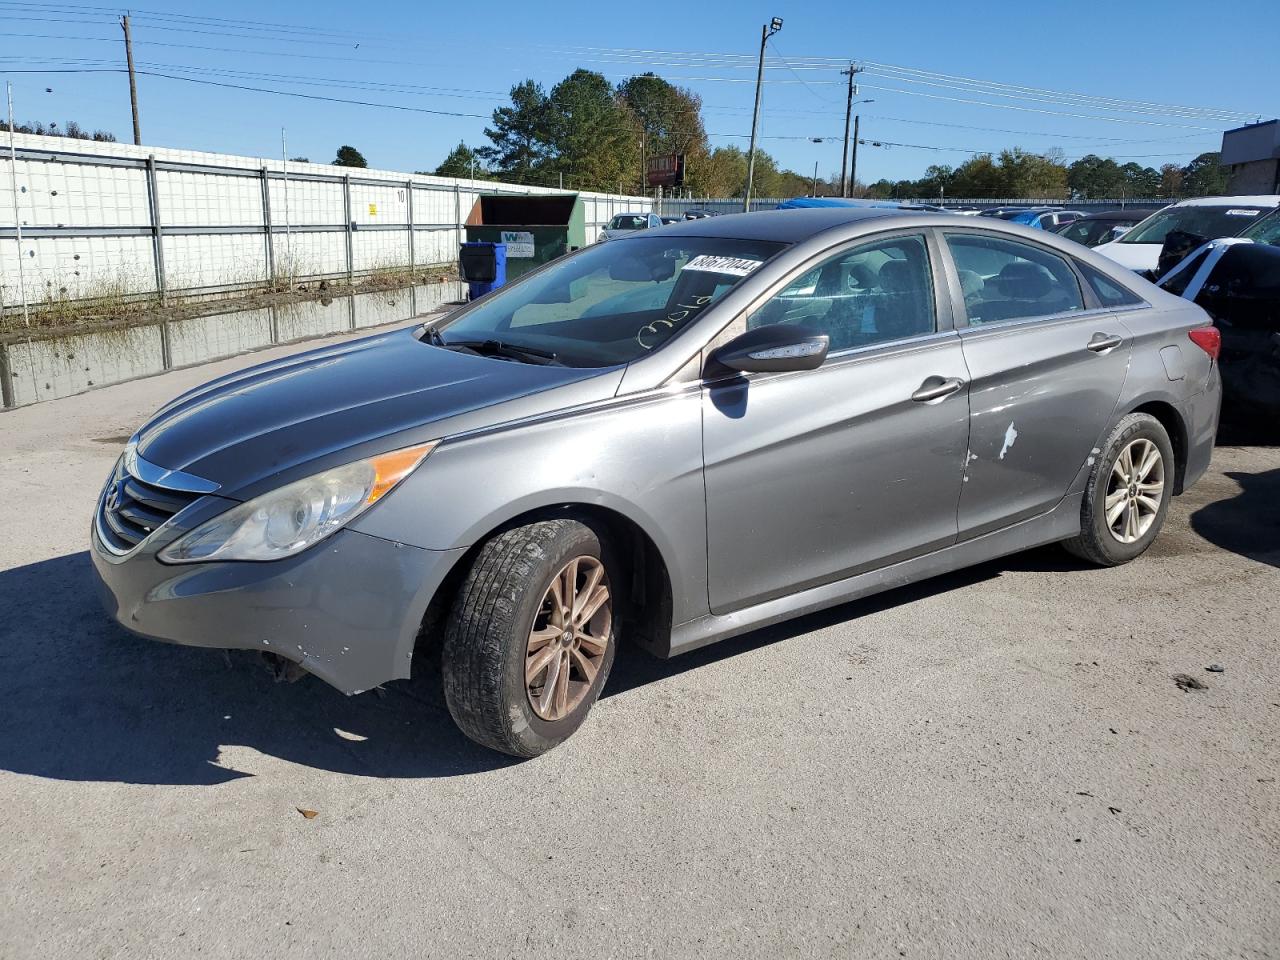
744,17,782,212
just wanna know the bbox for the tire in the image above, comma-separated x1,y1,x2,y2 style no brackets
441,518,620,757
1063,412,1175,567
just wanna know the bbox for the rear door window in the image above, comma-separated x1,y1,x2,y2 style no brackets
945,233,1085,325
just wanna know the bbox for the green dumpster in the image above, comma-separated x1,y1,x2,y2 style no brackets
464,193,587,282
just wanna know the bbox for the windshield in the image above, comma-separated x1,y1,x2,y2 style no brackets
435,236,787,367
607,215,648,230
1120,204,1271,244
1241,208,1280,246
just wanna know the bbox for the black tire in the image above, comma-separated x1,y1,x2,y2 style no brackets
441,518,620,757
1063,412,1175,567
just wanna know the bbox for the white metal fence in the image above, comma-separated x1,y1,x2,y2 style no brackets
658,197,1169,218
0,133,654,310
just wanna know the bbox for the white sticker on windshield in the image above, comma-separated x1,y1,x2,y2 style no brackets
1226,209,1261,216
683,255,763,277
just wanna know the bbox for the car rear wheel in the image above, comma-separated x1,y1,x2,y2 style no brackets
1063,412,1175,566
441,518,619,757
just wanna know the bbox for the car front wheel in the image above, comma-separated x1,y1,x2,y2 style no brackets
441,518,619,757
1064,412,1175,566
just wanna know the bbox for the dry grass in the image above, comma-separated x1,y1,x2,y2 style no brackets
0,264,460,341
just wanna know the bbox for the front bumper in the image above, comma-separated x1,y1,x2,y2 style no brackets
91,512,466,694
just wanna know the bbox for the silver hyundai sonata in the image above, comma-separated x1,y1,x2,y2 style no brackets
91,208,1222,756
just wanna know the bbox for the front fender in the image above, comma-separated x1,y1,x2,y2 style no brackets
351,387,710,625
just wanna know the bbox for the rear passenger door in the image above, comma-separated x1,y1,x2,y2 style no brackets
942,230,1132,539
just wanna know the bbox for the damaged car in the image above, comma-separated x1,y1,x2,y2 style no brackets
92,209,1221,757
1157,232,1280,423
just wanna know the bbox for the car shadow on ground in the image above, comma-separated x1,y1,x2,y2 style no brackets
1189,467,1280,568
0,545,1080,786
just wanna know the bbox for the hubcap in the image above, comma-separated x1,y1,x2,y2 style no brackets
525,556,611,722
1105,438,1165,544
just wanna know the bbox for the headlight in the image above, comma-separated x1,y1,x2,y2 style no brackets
159,441,437,563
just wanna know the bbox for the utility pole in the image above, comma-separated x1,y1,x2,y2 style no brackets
849,115,861,198
744,17,782,212
120,14,141,145
812,160,819,196
840,63,862,198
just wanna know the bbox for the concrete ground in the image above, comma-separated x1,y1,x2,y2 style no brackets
0,324,1276,960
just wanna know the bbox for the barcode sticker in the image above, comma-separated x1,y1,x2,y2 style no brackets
683,255,763,276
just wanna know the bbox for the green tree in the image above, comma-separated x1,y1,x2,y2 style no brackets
688,145,748,197
1119,162,1160,197
1068,154,1124,198
1159,163,1185,198
544,69,638,191
477,80,554,180
333,145,367,168
997,147,1068,198
434,142,482,178
617,73,710,191
1181,152,1228,196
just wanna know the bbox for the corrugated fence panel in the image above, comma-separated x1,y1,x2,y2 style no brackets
1,133,653,304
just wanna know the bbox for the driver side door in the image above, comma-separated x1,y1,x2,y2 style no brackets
701,231,972,614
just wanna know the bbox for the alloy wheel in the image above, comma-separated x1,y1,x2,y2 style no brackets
525,556,611,722
1105,438,1165,544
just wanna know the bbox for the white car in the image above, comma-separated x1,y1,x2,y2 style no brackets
598,211,663,242
1094,196,1280,274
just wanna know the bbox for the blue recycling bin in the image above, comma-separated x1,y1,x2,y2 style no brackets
460,241,507,301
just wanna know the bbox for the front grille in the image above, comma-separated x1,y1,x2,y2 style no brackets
97,458,201,553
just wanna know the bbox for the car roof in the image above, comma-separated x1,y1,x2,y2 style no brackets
1169,195,1280,208
647,206,920,242
1071,209,1152,221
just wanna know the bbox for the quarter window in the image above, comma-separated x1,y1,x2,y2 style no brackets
946,233,1084,325
1077,260,1145,307
746,234,936,351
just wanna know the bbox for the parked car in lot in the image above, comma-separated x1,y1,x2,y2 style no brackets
660,216,681,225
1094,196,1280,275
1052,209,1151,247
979,206,1049,219
1156,225,1280,423
598,211,662,241
92,208,1221,757
1010,208,1084,230
683,209,717,220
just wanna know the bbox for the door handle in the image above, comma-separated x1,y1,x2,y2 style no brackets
1087,333,1123,353
911,376,966,403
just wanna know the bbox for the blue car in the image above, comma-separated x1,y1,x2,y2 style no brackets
1009,208,1085,230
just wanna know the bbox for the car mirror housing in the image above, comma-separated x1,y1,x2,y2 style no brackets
707,324,829,375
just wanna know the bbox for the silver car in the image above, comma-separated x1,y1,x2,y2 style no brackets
91,208,1222,757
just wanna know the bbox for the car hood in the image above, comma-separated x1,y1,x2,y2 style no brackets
1094,240,1157,272
135,327,615,493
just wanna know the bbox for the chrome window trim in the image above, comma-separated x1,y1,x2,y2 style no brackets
124,440,220,493
952,303,1147,339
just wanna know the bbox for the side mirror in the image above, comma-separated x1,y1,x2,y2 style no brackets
707,324,829,375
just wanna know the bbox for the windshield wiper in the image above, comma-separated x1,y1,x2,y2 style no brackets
441,338,562,366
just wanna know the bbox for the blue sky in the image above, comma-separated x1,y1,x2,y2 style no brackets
3,0,1277,189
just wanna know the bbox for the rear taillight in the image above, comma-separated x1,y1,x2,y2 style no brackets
1188,326,1221,360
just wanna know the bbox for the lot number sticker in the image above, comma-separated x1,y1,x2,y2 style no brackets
501,231,536,258
682,255,763,277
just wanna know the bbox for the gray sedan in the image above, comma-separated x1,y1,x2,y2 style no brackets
91,208,1222,757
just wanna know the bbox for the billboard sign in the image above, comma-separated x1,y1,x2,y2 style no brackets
647,153,685,187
